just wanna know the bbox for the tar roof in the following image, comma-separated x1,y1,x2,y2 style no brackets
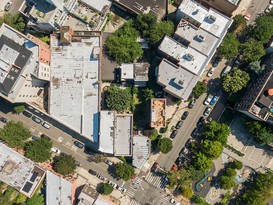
132,136,150,169
157,59,199,100
50,31,100,142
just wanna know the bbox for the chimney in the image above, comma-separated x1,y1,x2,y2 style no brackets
164,0,168,21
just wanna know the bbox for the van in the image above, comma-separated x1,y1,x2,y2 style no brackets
42,122,51,129
221,66,232,76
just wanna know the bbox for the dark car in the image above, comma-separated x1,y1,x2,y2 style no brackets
151,162,159,172
185,138,194,148
212,57,221,67
181,111,189,120
170,130,178,139
23,111,32,118
74,141,84,149
188,99,196,109
41,134,50,140
88,169,97,175
191,127,199,137
0,117,8,123
4,2,12,11
203,107,212,116
197,116,205,127
32,136,39,140
215,88,223,97
175,120,183,129
32,116,42,124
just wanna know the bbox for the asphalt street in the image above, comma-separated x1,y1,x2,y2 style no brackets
246,0,270,24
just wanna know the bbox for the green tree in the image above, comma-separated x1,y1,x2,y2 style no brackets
251,15,273,43
149,129,159,140
52,154,76,175
218,33,240,60
148,21,174,47
192,81,207,98
230,160,243,170
143,88,154,101
98,183,114,195
219,175,236,190
192,152,213,171
115,162,135,181
222,69,250,94
106,21,143,63
26,194,44,205
200,140,223,159
0,121,31,149
240,39,265,62
91,153,107,163
191,195,211,205
134,13,157,36
0,13,26,32
248,60,265,75
180,185,194,198
229,15,247,34
15,193,27,204
105,86,132,113
204,121,230,145
158,138,173,154
13,105,25,114
25,138,52,162
246,120,273,145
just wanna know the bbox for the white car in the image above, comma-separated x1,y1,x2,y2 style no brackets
207,67,215,77
51,147,61,154
108,181,118,189
265,5,273,13
117,186,127,193
204,94,213,105
270,0,273,5
170,198,180,205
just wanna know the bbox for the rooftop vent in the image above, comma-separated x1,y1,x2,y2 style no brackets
208,15,216,22
196,34,205,42
185,53,194,61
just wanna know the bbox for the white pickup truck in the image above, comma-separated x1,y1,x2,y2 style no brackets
204,94,213,105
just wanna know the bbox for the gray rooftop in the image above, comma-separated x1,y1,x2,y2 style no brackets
132,136,150,169
114,114,133,156
134,63,149,82
50,29,101,142
81,0,111,13
157,59,199,100
46,171,72,205
0,143,45,197
78,184,98,205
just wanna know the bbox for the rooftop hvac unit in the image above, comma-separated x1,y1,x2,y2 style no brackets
196,34,205,42
185,53,194,61
208,15,216,22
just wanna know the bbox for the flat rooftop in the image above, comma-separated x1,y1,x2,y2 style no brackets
114,114,133,156
46,171,73,205
81,0,111,13
99,111,115,154
50,29,101,142
29,0,57,22
113,0,166,20
158,36,207,76
0,143,45,197
157,59,199,100
150,98,166,128
132,136,150,169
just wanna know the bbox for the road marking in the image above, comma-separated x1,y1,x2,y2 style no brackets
30,127,35,133
65,141,72,147
58,136,64,143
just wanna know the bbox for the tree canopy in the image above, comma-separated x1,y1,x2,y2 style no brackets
229,15,247,34
158,138,173,154
98,183,114,195
26,194,44,205
200,140,223,159
115,162,135,181
13,105,25,114
52,154,76,176
105,86,132,113
0,121,31,149
222,69,250,94
218,33,240,60
246,120,273,145
180,185,194,199
251,15,273,43
142,88,155,101
248,60,265,75
192,152,213,171
25,138,52,162
134,13,157,37
0,13,26,32
204,121,230,145
106,21,143,64
240,39,265,63
192,81,207,98
91,153,107,163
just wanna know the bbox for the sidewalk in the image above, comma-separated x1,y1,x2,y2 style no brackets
232,0,252,16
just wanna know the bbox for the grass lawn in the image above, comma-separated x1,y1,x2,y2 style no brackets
219,108,235,125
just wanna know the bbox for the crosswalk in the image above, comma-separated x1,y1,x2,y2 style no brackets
130,199,142,205
157,195,170,205
126,177,143,198
145,172,168,189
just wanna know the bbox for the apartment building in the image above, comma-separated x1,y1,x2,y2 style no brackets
157,0,232,100
0,24,49,103
198,0,240,16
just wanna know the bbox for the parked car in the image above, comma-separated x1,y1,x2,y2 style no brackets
210,96,219,106
108,181,118,189
170,130,178,139
23,111,32,118
203,79,209,85
32,116,42,124
188,99,196,109
117,186,127,193
0,117,8,123
244,13,251,21
207,67,215,77
181,111,189,120
32,136,39,141
197,116,205,127
88,169,97,175
4,2,12,11
221,65,232,76
75,161,82,167
175,120,183,129
212,57,221,67
203,107,212,116
151,162,159,172
170,198,180,205
179,147,189,156
270,0,273,5
42,121,51,129
96,174,107,181
51,147,61,154
105,160,114,166
204,94,213,105
215,88,223,97
74,141,84,149
41,134,50,140
185,138,194,148
265,5,273,13
191,127,199,137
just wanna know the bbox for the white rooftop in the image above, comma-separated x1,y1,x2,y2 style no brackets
99,111,115,154
81,0,111,13
157,59,199,100
121,64,134,80
158,36,207,76
46,171,72,205
132,136,150,169
50,32,100,142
